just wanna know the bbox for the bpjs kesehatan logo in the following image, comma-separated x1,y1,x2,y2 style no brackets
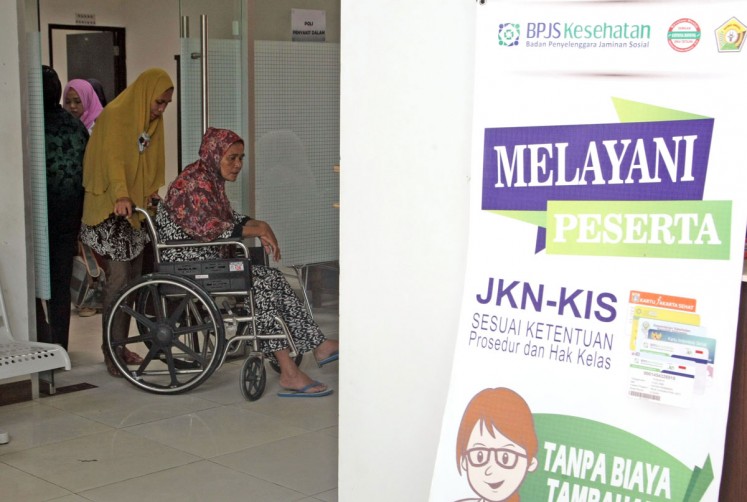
498,23,521,47
500,21,652,49
481,98,731,260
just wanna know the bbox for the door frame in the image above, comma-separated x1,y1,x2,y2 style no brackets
47,24,127,98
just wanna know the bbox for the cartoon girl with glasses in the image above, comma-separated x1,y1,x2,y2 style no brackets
455,388,538,502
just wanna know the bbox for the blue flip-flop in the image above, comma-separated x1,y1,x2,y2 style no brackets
278,381,333,398
317,352,339,367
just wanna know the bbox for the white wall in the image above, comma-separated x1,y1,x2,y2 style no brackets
122,0,180,187
339,1,474,499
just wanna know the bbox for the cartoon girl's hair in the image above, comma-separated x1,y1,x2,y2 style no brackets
456,387,538,474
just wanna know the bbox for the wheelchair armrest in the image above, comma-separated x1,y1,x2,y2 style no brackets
162,237,243,246
157,236,250,259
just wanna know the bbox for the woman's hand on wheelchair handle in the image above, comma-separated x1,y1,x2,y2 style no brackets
114,197,134,217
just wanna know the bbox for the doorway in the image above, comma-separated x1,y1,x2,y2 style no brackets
47,24,126,102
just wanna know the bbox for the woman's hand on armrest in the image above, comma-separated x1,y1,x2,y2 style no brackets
242,219,281,262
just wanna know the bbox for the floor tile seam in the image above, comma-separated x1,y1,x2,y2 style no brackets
71,458,207,496
41,386,227,428
23,440,204,494
203,429,321,462
29,397,119,423
200,456,311,498
117,416,309,460
206,459,325,498
0,428,152,462
221,402,331,432
0,399,62,416
0,459,76,497
103,411,226,434
106,401,227,428
191,432,312,461
0,424,117,457
308,488,338,501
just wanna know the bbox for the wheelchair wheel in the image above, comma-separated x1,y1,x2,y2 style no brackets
104,273,226,394
240,355,266,401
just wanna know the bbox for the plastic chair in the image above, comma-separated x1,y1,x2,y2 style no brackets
0,281,71,444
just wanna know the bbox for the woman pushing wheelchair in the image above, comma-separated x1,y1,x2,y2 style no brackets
156,127,338,397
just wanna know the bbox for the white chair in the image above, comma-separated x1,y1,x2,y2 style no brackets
0,282,71,444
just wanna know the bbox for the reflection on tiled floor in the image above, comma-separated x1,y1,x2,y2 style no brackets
0,272,339,502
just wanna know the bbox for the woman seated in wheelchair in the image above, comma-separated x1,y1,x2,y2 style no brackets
156,127,338,397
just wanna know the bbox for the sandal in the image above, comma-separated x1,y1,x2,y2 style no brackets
102,345,122,378
122,347,144,365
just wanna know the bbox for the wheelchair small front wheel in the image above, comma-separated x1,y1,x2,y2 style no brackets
240,355,266,401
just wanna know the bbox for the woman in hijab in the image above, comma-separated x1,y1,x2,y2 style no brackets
156,127,339,397
64,79,106,318
86,78,108,107
79,68,174,376
63,79,104,134
40,65,89,351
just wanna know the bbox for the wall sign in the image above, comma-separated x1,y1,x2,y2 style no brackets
291,9,326,42
75,13,96,26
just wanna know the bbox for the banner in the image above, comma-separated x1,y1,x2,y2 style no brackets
430,2,747,501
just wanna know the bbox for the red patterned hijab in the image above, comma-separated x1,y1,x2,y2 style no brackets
164,127,244,241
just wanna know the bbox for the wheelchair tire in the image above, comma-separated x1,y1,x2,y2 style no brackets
104,273,226,394
240,355,266,401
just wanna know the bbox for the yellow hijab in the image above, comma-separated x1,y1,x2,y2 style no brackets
82,68,174,226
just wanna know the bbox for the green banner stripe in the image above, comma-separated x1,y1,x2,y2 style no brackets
546,200,732,260
611,97,709,122
522,414,712,501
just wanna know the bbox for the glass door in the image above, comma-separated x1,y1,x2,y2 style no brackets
178,0,247,212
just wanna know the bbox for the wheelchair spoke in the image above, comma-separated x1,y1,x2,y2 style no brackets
136,346,161,374
159,348,182,387
146,283,169,321
167,294,191,325
171,338,208,366
119,304,157,333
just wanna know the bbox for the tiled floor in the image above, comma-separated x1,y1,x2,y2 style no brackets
0,271,339,502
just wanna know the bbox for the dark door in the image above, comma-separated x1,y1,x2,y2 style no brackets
67,32,116,103
48,24,127,101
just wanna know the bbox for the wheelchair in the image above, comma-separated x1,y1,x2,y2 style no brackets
102,207,301,400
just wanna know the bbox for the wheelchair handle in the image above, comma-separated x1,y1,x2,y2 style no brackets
133,206,251,264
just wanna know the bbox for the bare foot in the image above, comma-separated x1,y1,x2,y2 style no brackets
313,339,339,362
